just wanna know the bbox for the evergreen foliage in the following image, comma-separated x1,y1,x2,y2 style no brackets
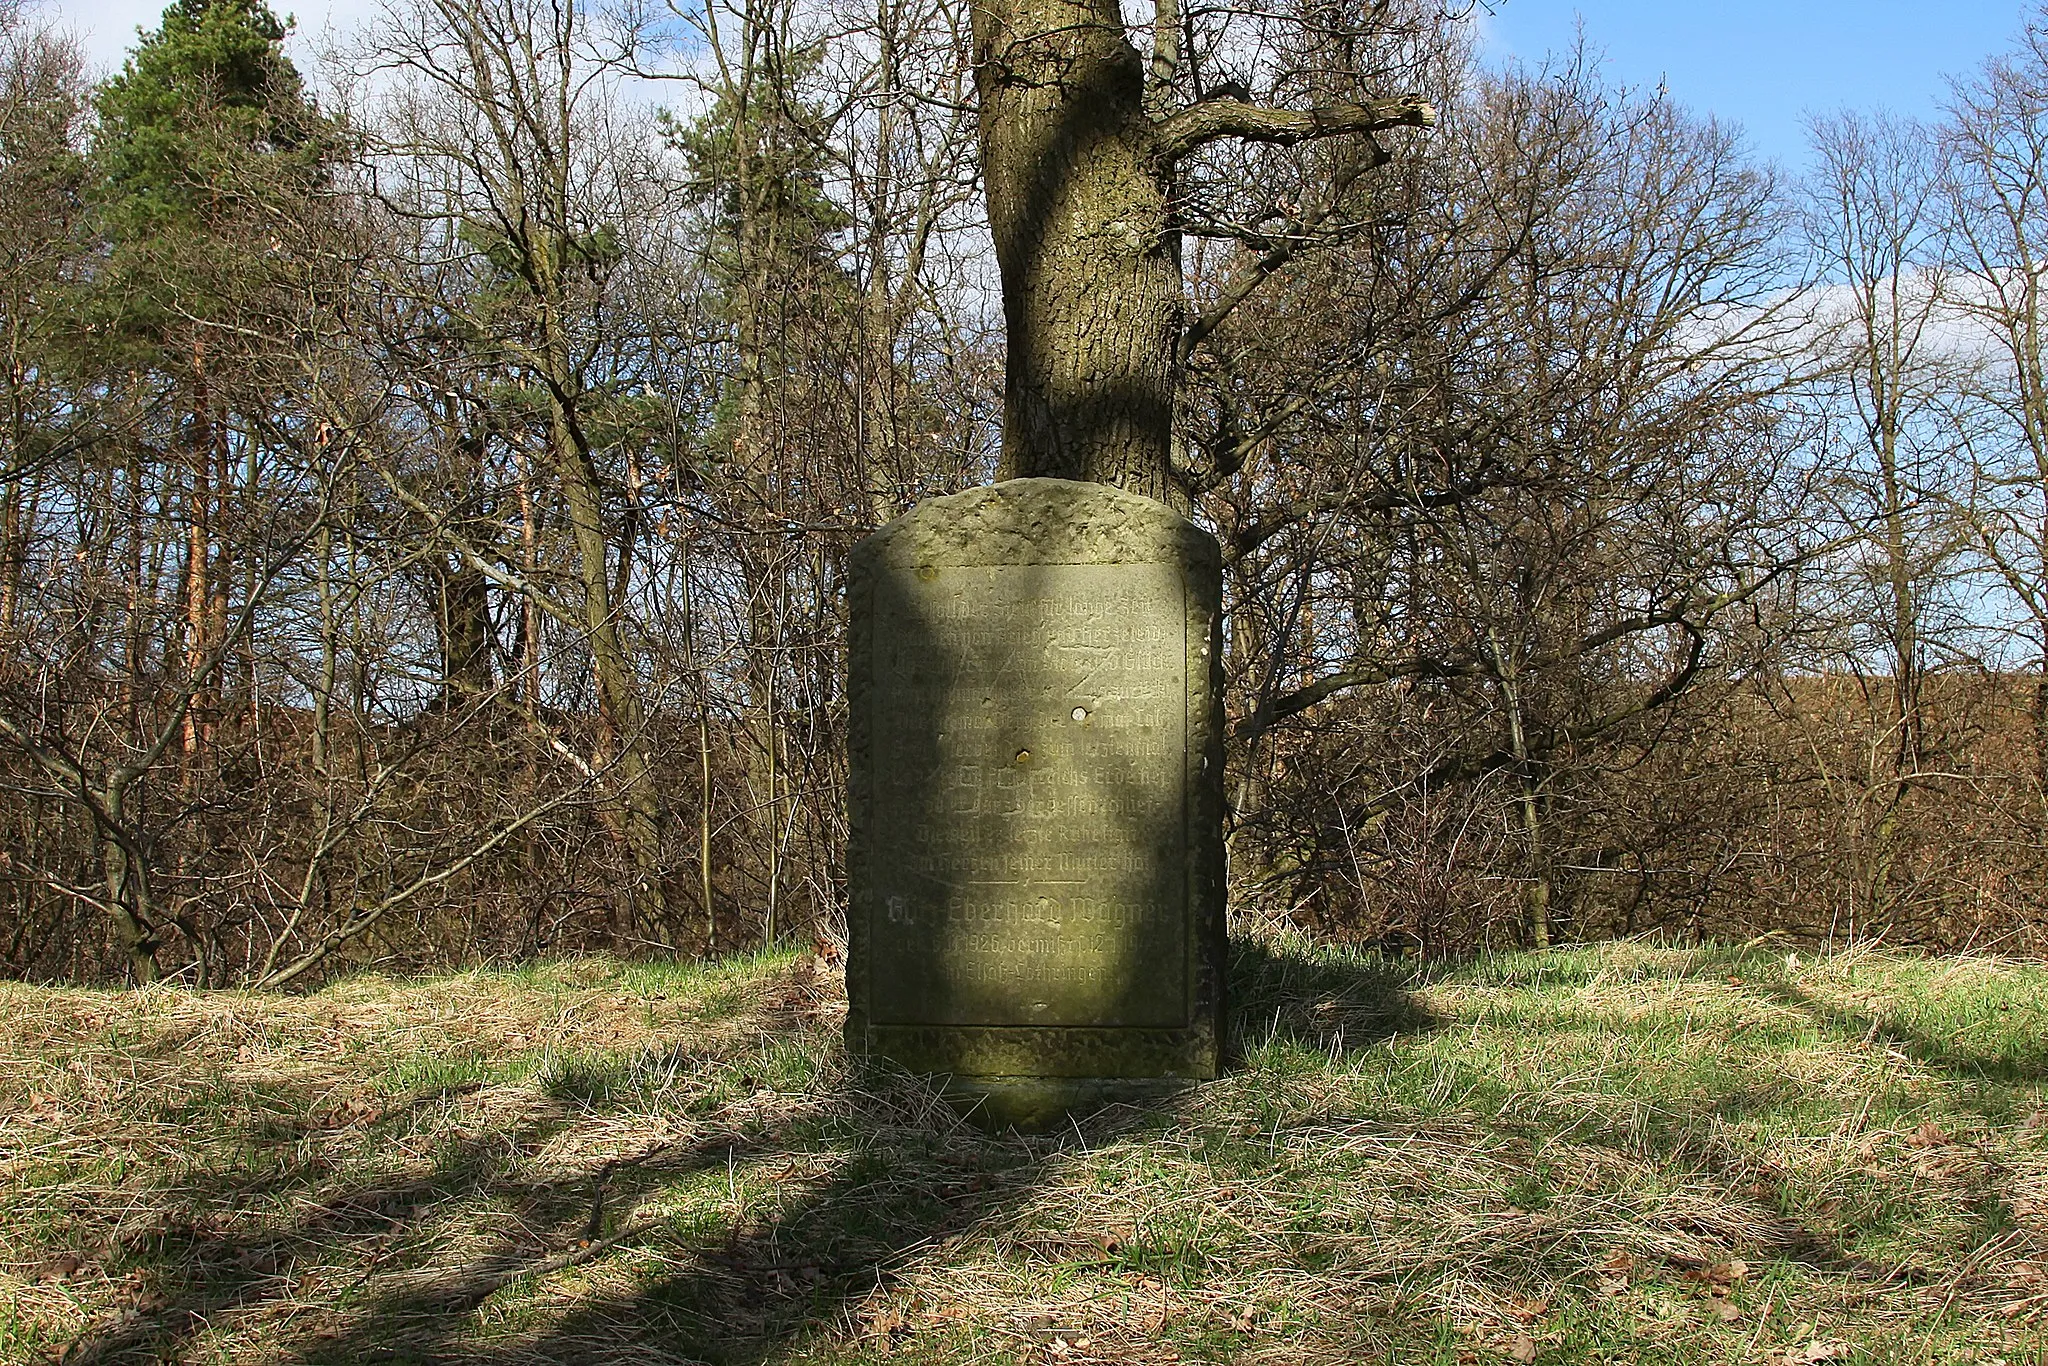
89,0,332,348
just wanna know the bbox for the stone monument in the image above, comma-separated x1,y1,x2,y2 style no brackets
845,478,1225,1126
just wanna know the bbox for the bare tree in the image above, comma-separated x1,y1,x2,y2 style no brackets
1802,108,1980,929
1212,55,1813,947
1945,22,2048,783
354,0,686,929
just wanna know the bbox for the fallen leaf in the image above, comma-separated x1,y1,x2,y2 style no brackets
1906,1121,1952,1149
1686,1260,1747,1288
1592,1248,1635,1295
2025,1110,2048,1132
1705,1298,1742,1324
37,1253,80,1282
862,1307,909,1342
234,1247,278,1274
1767,1339,1853,1365
1509,1296,1550,1324
1505,1333,1538,1363
1913,1152,1958,1179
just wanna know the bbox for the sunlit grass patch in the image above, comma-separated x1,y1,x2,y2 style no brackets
1,939,2045,1363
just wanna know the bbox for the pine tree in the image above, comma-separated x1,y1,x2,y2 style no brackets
77,0,333,981
94,0,330,343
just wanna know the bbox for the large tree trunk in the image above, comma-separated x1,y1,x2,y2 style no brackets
183,339,214,769
975,0,1181,500
972,0,1430,499
424,554,495,712
551,407,670,930
100,783,159,985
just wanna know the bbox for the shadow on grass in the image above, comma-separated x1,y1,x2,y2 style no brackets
56,941,1438,1366
1225,935,1442,1063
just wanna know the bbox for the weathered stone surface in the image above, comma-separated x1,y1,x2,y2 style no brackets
845,478,1224,1120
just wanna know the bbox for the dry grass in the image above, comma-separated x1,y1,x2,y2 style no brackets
1,938,2045,1364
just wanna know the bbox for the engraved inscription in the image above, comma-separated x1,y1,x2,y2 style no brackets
867,563,1187,1027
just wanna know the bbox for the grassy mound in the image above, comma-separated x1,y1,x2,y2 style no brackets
2,938,2044,1364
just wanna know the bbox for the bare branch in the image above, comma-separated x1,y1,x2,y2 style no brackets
1154,93,1434,163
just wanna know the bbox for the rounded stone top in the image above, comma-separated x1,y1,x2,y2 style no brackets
854,478,1218,570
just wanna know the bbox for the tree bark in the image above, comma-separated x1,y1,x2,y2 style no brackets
972,0,1430,497
425,554,495,711
102,785,159,986
551,404,668,926
183,339,214,768
975,0,1182,499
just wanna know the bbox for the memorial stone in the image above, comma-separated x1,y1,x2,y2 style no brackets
845,478,1225,1126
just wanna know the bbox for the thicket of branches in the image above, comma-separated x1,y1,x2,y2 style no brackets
6,0,2048,985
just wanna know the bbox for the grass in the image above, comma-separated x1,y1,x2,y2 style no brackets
1,937,2046,1364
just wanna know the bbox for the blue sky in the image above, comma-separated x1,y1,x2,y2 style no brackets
56,0,2041,178
1483,0,2034,173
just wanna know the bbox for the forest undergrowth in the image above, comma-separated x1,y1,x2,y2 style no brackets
2,936,2045,1364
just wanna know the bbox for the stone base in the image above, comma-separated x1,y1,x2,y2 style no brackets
940,1075,1197,1132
